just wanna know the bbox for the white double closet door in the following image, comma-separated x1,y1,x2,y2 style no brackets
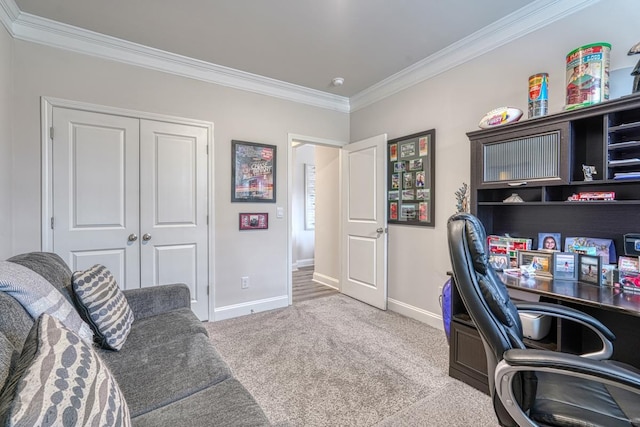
50,106,210,319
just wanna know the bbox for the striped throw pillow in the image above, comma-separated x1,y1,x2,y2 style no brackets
0,261,94,344
72,265,134,351
0,313,132,426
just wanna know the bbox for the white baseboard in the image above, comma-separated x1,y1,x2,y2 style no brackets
388,298,444,331
312,272,339,290
212,295,289,321
295,258,314,268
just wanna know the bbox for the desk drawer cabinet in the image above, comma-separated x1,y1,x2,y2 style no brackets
449,320,489,394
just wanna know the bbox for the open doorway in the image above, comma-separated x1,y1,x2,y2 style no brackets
287,134,344,305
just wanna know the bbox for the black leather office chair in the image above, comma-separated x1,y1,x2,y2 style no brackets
447,213,640,427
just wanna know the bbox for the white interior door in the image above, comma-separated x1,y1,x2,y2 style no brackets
139,120,209,319
50,107,210,320
341,134,388,309
52,107,140,289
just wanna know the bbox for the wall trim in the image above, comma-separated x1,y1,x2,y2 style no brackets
293,259,314,270
0,0,597,113
213,295,289,321
0,0,17,33
312,272,339,290
388,298,443,331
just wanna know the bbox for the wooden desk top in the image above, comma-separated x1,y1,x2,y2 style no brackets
500,273,640,318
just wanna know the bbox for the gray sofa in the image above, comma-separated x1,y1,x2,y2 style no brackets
0,252,270,426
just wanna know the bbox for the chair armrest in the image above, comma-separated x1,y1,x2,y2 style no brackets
495,349,640,427
515,301,614,359
503,349,640,388
123,284,191,320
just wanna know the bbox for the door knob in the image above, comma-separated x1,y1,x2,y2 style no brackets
128,233,138,242
376,227,386,237
142,233,152,241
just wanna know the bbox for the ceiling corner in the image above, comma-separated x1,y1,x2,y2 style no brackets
0,0,19,34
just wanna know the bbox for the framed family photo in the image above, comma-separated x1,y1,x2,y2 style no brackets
489,254,509,271
232,140,276,202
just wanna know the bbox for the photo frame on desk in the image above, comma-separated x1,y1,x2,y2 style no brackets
387,129,435,227
488,254,510,271
517,250,553,277
579,254,602,285
553,252,579,280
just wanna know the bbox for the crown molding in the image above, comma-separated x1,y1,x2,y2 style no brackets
349,0,601,112
1,0,597,114
7,8,350,113
0,0,18,33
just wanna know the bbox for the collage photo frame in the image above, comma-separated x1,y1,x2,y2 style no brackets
387,129,436,227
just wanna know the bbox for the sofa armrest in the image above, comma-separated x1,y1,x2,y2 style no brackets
123,284,191,320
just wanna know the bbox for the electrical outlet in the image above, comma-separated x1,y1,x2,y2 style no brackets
241,276,249,289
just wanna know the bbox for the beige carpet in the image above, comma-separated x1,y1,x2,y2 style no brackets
205,294,498,426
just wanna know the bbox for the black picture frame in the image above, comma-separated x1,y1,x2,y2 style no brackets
387,129,435,226
579,254,602,285
231,140,276,202
552,252,579,280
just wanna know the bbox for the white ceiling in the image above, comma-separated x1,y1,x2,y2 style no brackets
13,0,536,97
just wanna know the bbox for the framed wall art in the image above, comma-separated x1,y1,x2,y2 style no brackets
387,129,435,226
239,213,269,230
232,140,276,202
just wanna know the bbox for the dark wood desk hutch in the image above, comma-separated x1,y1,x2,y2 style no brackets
449,94,640,394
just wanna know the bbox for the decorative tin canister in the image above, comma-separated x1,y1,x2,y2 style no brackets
528,73,548,118
565,43,611,110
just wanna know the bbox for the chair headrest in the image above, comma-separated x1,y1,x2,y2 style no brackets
448,213,489,275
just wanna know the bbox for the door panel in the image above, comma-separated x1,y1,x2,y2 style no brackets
52,107,140,289
347,147,377,220
153,244,198,296
347,236,377,286
155,136,197,224
71,250,127,289
341,134,388,309
139,120,209,319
